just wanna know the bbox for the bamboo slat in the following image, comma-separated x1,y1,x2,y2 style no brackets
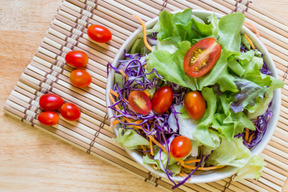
4,0,288,191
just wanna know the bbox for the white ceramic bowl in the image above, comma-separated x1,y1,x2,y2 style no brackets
106,10,282,183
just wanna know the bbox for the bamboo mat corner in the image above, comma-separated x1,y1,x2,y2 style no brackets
4,0,288,191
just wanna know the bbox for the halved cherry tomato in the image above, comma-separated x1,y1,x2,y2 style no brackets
60,103,81,121
184,91,206,120
183,37,221,77
170,136,192,158
65,50,88,68
39,93,64,111
128,91,152,115
38,111,59,126
152,86,173,114
70,69,92,88
87,25,112,43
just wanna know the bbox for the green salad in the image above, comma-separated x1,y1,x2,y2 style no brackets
108,9,284,188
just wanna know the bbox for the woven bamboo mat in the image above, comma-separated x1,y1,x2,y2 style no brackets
4,0,288,191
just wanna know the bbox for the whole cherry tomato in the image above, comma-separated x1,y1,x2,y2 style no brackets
70,69,92,88
65,50,89,68
38,111,59,126
60,103,81,121
39,93,64,111
184,91,206,120
183,37,221,77
128,90,152,115
152,86,173,114
170,136,192,158
87,25,112,43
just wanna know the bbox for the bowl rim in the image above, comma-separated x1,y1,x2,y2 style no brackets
105,9,282,183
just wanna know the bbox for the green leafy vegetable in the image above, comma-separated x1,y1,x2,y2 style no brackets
117,128,149,150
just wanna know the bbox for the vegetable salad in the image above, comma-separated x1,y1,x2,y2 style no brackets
108,9,284,188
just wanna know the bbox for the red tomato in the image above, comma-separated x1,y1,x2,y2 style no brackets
184,91,206,120
39,93,64,111
87,25,112,43
152,86,173,114
128,91,152,115
60,103,81,121
70,69,92,88
170,136,192,158
65,50,88,68
38,111,59,126
183,37,221,77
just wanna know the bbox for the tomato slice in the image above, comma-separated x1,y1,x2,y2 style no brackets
152,86,173,114
128,91,152,115
184,91,206,120
170,136,192,158
183,37,221,78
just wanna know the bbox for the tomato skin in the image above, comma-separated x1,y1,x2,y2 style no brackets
39,93,64,111
170,136,192,158
65,50,88,68
60,103,81,121
152,86,173,114
87,25,112,43
183,37,221,78
70,69,92,88
38,111,59,126
184,91,206,120
128,91,152,115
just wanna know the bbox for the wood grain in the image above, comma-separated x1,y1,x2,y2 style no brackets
0,0,287,192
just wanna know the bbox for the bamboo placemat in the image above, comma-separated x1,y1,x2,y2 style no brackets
4,0,288,191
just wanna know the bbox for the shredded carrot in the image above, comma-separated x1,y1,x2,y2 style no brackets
153,164,158,170
248,132,255,143
184,159,201,164
245,21,261,40
119,69,128,81
244,34,256,50
132,14,152,51
141,145,147,152
110,89,119,98
144,90,150,97
150,138,154,156
182,164,225,170
109,93,120,110
113,120,120,126
179,172,188,178
244,128,249,142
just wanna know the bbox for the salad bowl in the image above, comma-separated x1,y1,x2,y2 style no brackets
106,10,282,184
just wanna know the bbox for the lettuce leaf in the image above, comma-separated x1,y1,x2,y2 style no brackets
117,128,149,149
234,155,265,181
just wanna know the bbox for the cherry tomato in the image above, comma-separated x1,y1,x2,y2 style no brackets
39,93,64,111
60,103,81,121
38,111,59,126
170,136,192,158
70,69,92,88
65,50,88,68
87,25,112,43
128,91,152,115
184,91,206,120
152,86,173,114
183,37,221,77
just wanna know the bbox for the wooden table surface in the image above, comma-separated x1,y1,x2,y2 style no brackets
0,0,287,191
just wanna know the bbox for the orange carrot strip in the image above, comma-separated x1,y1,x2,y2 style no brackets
184,159,201,164
112,120,120,126
248,132,255,143
179,172,188,178
109,93,120,110
132,14,152,51
182,164,225,170
110,89,119,98
141,145,147,152
119,69,128,81
150,138,154,156
245,34,256,50
144,90,150,97
244,128,249,142
245,21,261,40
